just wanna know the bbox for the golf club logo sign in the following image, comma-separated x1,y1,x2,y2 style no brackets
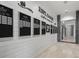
18,1,33,13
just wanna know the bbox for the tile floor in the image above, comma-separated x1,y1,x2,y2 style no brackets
36,41,79,58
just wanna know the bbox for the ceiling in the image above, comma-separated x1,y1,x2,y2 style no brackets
31,1,79,21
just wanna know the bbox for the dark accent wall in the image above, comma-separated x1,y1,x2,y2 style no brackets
76,11,79,44
57,15,61,42
62,25,63,40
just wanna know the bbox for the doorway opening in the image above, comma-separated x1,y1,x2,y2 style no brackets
60,18,76,44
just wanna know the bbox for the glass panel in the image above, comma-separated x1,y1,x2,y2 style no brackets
2,15,7,24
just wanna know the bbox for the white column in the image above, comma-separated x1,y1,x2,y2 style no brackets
31,17,34,37
13,10,19,40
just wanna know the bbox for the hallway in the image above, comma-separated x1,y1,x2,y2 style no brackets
1,1,79,58
36,42,79,58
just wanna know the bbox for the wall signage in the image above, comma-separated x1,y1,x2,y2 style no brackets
41,15,53,23
39,6,53,22
18,1,33,13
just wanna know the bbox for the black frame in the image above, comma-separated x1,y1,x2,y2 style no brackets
46,24,50,32
34,18,40,35
19,12,31,36
53,26,57,33
51,25,53,34
0,4,13,38
42,21,46,34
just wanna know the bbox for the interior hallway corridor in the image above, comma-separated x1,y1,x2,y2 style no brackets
1,1,79,58
36,42,79,58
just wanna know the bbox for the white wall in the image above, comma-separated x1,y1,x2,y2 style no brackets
0,1,57,58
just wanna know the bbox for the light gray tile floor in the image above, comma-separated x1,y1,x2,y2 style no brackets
36,41,79,58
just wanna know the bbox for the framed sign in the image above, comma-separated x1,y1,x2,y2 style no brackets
53,26,57,33
46,24,50,32
42,21,46,34
19,12,31,36
0,4,13,38
34,18,40,35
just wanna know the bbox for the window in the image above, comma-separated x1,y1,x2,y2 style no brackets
34,18,40,35
42,21,46,34
0,4,13,38
19,12,31,36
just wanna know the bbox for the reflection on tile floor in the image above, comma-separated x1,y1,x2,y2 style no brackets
36,42,79,58
62,37,75,42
